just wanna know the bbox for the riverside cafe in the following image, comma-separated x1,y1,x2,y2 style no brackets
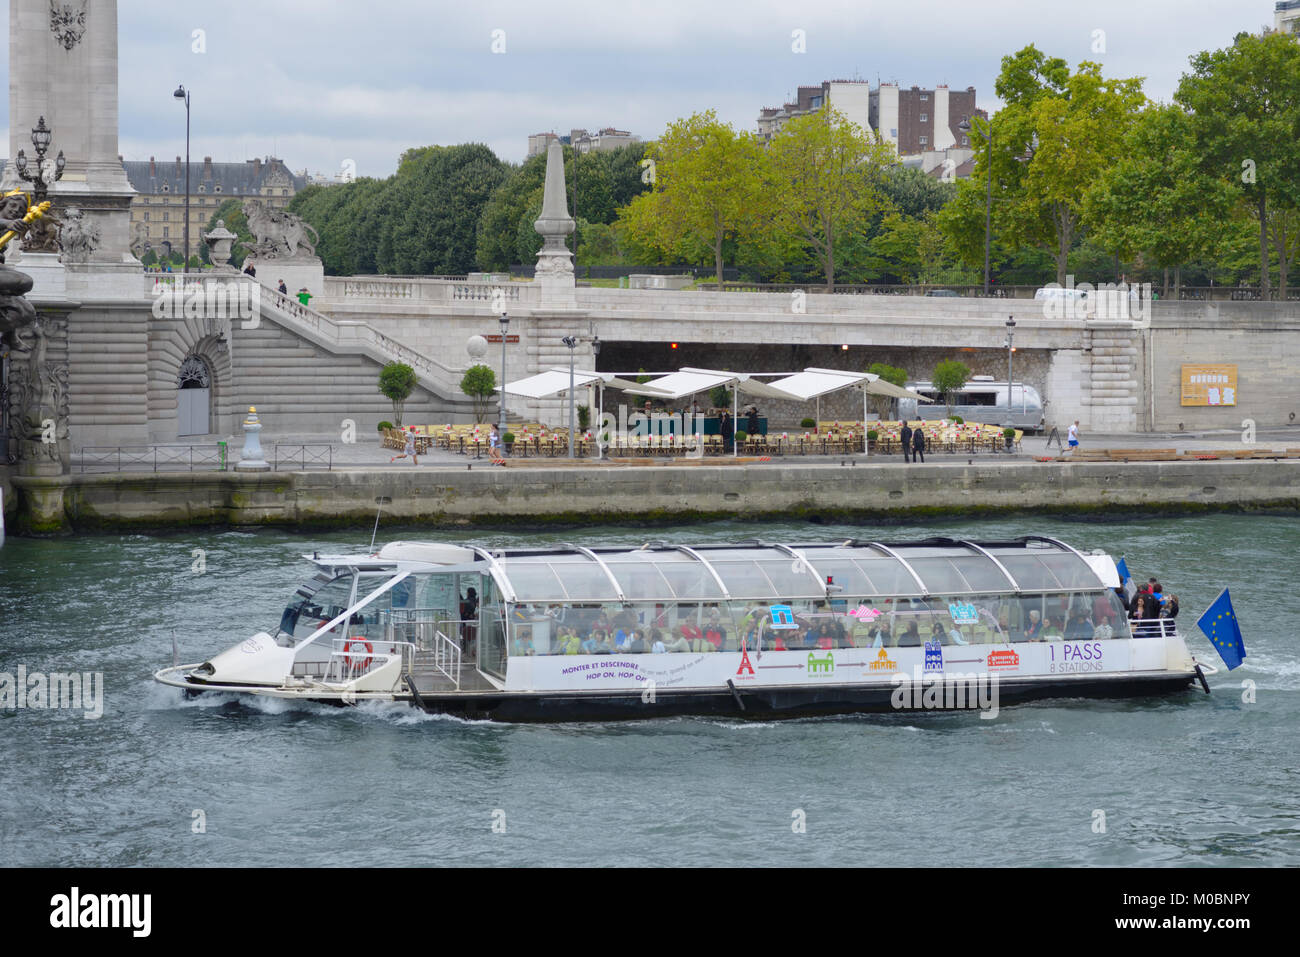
495,366,934,455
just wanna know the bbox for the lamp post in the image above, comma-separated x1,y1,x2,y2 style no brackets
1005,316,1016,418
591,335,602,458
562,335,578,458
498,312,509,453
958,114,992,296
13,116,66,252
173,85,191,275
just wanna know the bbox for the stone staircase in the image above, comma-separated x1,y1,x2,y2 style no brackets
255,282,469,404
1083,321,1140,432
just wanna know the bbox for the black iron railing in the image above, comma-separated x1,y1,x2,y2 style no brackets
274,444,334,471
78,444,227,473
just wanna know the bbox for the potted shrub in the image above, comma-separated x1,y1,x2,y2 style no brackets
1003,427,1016,450
503,431,515,452
577,405,590,431
867,429,879,451
952,416,964,425
377,421,394,433
800,417,816,429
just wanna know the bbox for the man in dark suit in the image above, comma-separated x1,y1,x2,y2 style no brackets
912,426,926,464
900,421,913,463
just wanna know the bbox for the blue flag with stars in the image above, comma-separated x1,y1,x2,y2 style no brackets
1197,588,1246,670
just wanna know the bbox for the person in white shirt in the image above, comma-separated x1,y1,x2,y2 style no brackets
1067,420,1080,452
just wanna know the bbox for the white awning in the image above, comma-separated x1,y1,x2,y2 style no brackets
622,367,796,401
765,367,934,402
498,369,667,399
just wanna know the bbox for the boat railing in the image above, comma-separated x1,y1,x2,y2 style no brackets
321,638,415,685
1131,618,1180,640
429,628,463,690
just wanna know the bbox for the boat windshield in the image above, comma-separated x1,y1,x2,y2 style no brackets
276,572,355,645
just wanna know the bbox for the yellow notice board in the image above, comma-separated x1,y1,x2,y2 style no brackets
1181,365,1237,406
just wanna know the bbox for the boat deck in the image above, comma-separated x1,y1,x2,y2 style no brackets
407,655,501,695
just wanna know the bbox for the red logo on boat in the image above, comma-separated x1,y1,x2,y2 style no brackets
736,640,756,677
987,649,1020,670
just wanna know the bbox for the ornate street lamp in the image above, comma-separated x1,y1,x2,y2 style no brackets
14,116,66,252
174,85,191,275
562,335,578,458
591,335,602,458
498,311,510,453
1005,316,1016,421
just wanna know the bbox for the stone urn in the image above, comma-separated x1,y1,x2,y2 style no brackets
203,220,239,272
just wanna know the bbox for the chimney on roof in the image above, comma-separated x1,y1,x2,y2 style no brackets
175,156,182,177
149,156,156,176
253,157,262,176
203,156,213,179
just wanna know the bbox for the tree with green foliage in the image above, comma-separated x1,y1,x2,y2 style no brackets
140,248,157,266
378,362,418,426
616,111,766,286
766,109,896,287
939,47,1145,287
1084,104,1234,298
932,360,972,417
1176,30,1300,298
866,362,908,417
460,364,496,423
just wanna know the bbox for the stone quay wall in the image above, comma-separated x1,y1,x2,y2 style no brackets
9,460,1299,534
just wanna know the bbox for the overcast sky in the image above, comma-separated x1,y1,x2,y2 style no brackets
0,0,1277,177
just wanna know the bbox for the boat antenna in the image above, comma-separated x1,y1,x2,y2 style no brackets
369,496,392,553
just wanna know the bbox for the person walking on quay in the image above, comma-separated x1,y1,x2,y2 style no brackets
747,406,760,438
720,410,734,453
900,421,913,463
911,425,926,464
242,260,256,278
390,426,420,466
278,279,288,294
1067,420,1080,454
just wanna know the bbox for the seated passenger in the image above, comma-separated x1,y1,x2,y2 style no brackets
665,632,692,653
512,627,535,657
702,609,728,651
1065,612,1094,640
868,623,892,649
948,625,970,646
1023,610,1044,641
693,637,718,653
897,621,922,647
581,629,605,655
1042,616,1064,639
627,629,647,654
929,622,948,645
650,629,667,654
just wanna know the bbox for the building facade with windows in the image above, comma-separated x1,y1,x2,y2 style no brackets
757,80,985,177
122,155,306,259
1276,0,1300,34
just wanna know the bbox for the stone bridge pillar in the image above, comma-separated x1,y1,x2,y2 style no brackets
1082,320,1140,433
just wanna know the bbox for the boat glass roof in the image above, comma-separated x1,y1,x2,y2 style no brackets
490,539,1106,603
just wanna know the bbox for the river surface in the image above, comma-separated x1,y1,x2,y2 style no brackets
1,513,1296,867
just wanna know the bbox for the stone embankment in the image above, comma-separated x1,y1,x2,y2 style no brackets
6,459,1299,534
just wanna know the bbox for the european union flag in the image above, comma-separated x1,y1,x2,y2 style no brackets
1115,557,1136,605
1197,588,1246,670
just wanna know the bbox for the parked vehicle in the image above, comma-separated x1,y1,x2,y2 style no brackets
897,376,1044,432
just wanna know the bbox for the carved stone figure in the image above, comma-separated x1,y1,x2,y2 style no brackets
49,1,87,51
57,207,99,262
202,219,238,271
533,139,575,284
241,200,319,261
129,221,150,259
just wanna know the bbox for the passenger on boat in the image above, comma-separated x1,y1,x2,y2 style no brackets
948,624,970,645
513,627,535,657
650,629,668,654
897,621,923,647
703,608,728,650
627,629,647,654
1159,593,1180,621
868,622,892,648
665,631,692,654
1043,617,1064,639
1065,611,1094,640
1023,610,1044,641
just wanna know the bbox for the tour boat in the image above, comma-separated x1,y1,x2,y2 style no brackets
153,537,1211,721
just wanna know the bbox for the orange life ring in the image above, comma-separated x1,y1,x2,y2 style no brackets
343,637,373,671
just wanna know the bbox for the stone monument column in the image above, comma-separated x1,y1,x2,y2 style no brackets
6,0,136,267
